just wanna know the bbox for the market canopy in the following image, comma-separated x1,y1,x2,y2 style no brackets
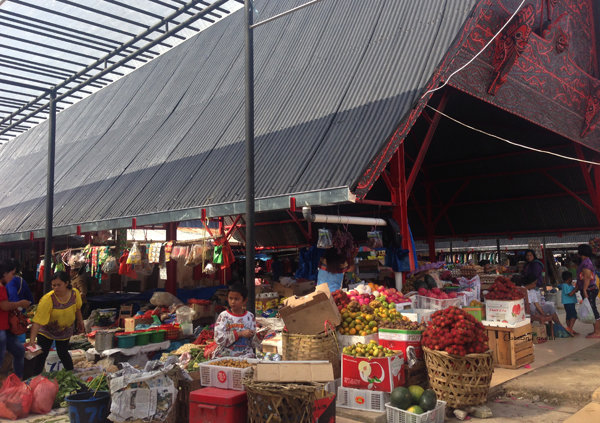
0,0,478,242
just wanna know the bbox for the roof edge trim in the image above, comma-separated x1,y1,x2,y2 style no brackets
0,186,352,243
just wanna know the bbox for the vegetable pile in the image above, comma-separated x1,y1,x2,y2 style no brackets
208,359,253,368
485,276,525,300
421,307,488,356
86,374,108,392
42,369,87,408
192,328,214,345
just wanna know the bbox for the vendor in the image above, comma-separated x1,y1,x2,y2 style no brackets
317,249,349,293
522,249,544,289
26,271,85,375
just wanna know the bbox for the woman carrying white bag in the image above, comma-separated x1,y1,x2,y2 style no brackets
576,244,600,338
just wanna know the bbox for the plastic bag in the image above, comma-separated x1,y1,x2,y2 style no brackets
0,374,33,419
101,256,118,274
367,230,383,249
317,229,333,249
579,298,596,324
186,245,204,267
126,242,142,265
150,291,183,307
176,306,195,324
29,376,59,415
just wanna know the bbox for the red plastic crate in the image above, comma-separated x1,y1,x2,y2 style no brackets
189,387,247,423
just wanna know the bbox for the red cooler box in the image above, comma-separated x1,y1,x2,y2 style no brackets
190,387,247,423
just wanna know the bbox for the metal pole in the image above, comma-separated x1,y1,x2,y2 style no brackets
44,88,56,294
245,0,255,315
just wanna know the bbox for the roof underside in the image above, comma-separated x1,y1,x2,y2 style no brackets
0,0,477,242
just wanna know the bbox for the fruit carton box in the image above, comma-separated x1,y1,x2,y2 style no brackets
378,328,423,360
341,353,405,393
199,357,259,391
485,299,526,325
337,332,378,348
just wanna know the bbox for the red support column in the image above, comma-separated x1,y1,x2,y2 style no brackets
165,222,177,295
390,144,415,272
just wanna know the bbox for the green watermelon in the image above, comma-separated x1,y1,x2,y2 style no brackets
408,385,424,403
391,387,412,410
407,405,424,414
418,389,437,411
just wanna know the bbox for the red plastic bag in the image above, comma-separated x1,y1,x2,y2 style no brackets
0,374,33,419
29,376,59,415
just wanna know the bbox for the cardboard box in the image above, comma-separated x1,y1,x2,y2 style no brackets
485,299,526,325
378,328,423,359
273,280,315,298
254,360,334,382
341,353,405,392
124,317,136,332
279,284,341,335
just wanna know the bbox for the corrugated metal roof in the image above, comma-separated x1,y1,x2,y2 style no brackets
0,0,477,241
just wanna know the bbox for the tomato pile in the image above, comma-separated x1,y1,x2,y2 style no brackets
485,276,525,300
421,307,488,356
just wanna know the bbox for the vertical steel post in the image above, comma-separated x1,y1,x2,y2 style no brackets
44,88,56,294
426,182,435,262
245,0,256,314
166,222,178,295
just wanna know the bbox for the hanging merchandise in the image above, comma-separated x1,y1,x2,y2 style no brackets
185,244,205,267
171,245,189,262
214,237,235,268
159,264,167,280
127,242,142,265
101,256,118,274
317,228,333,249
367,230,383,249
203,262,217,274
148,242,162,264
164,241,174,262
332,228,355,265
213,245,223,264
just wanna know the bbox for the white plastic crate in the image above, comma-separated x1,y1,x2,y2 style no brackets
459,290,477,306
395,301,414,312
199,357,259,391
416,295,461,311
385,400,446,423
337,387,390,412
400,308,434,323
325,378,341,394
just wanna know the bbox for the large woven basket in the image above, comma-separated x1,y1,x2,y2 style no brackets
245,380,326,423
423,346,493,408
282,330,341,379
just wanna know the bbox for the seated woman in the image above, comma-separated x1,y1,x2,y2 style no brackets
521,274,568,332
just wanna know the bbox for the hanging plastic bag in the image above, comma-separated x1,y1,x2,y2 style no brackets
317,228,333,249
0,374,33,419
29,376,59,415
127,242,142,265
367,230,383,249
213,245,223,264
101,256,118,274
579,298,596,324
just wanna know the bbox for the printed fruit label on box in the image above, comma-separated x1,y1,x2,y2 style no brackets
341,353,404,392
485,299,525,325
378,329,423,359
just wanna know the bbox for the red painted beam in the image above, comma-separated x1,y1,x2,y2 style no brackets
407,92,448,196
355,199,396,206
255,244,310,251
409,192,427,227
286,210,311,242
433,179,471,226
575,144,600,223
542,171,595,213
225,215,243,240
380,169,394,194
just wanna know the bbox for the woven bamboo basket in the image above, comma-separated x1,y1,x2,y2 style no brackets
245,379,326,423
282,329,341,379
423,346,493,408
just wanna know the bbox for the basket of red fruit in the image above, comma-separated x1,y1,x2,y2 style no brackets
422,307,493,408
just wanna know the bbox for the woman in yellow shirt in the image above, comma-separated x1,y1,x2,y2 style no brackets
26,271,84,375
